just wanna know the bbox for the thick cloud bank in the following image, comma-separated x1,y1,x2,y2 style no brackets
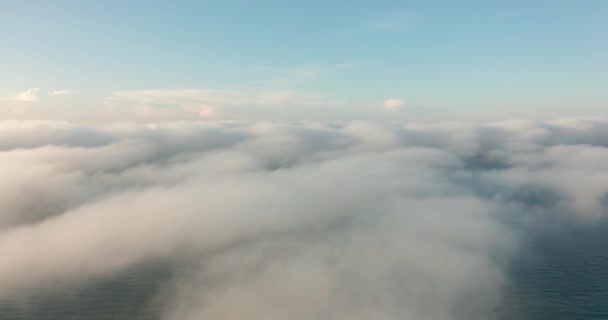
1,118,608,319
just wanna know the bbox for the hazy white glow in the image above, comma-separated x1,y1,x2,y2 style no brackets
0,117,607,319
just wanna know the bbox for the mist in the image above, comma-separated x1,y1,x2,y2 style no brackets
1,117,608,319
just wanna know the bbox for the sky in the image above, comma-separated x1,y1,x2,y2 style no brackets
1,0,607,121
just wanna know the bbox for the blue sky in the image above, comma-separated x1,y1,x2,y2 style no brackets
1,0,607,121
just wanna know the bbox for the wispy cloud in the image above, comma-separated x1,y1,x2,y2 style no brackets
106,88,344,121
52,90,72,96
13,88,40,102
364,13,421,33
471,11,539,22
240,63,355,87
109,89,333,108
3,87,413,122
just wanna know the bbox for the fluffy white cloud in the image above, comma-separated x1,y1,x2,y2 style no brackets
14,88,39,102
0,117,607,319
383,98,405,113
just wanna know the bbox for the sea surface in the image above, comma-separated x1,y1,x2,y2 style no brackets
2,221,608,320
502,219,608,320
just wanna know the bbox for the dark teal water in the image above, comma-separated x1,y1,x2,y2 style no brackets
0,264,170,320
2,223,608,320
503,221,608,320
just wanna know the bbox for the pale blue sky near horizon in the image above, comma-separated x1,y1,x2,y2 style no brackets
1,0,607,121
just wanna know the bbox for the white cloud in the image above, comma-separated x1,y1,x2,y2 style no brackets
14,88,39,102
106,89,343,121
52,90,72,96
383,98,406,113
3,87,350,122
0,118,607,318
243,63,355,87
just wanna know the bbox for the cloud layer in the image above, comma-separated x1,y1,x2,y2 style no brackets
1,117,608,319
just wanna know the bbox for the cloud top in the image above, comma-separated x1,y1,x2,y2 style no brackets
0,117,607,319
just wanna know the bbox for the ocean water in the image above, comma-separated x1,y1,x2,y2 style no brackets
0,263,171,320
502,220,608,320
2,222,607,320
